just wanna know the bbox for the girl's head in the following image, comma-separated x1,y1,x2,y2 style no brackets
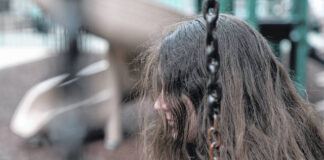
139,15,324,160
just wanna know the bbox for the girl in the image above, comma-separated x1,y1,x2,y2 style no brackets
139,8,324,160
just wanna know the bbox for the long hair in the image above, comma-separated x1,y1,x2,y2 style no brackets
138,15,324,160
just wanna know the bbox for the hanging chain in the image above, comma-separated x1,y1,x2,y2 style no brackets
203,0,222,160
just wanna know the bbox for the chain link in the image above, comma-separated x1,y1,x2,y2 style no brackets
203,0,222,160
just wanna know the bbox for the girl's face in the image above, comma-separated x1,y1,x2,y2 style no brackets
153,93,198,140
154,94,175,126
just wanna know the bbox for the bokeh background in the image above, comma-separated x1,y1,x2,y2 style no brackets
0,0,323,160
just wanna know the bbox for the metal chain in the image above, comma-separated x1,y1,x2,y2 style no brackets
203,0,222,160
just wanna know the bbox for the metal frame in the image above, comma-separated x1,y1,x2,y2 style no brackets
247,0,258,29
292,0,309,95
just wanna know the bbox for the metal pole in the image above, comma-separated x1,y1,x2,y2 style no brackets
196,0,204,13
292,0,309,96
246,0,258,29
220,0,234,14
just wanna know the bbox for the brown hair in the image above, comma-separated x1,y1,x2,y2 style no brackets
138,15,324,160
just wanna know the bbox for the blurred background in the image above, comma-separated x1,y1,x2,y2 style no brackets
0,0,323,160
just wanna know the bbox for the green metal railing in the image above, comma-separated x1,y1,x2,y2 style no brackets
292,0,309,96
246,0,258,29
